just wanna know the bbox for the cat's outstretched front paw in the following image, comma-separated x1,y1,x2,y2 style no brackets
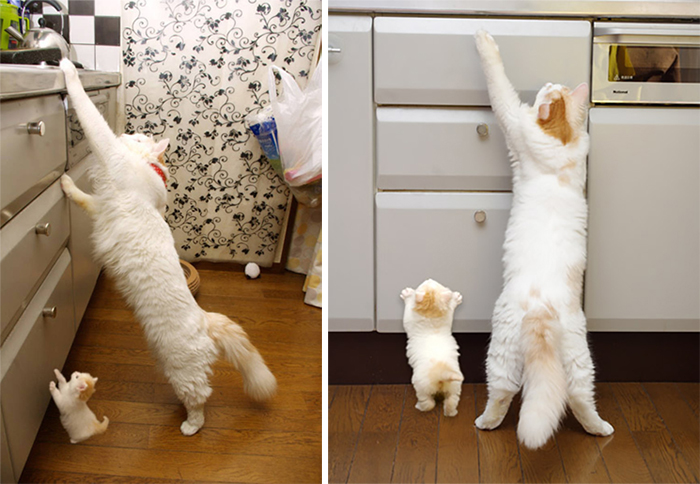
49,381,56,391
59,58,79,80
453,292,463,306
60,174,76,198
400,288,415,301
475,29,498,50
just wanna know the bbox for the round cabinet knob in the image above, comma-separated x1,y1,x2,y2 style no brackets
35,222,51,236
476,123,489,137
474,210,487,223
328,34,343,65
42,307,57,318
26,121,45,136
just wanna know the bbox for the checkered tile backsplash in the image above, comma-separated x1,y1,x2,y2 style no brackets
32,0,121,71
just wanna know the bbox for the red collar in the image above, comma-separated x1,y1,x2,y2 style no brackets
149,163,167,187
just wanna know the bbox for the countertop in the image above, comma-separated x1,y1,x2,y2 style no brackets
0,65,121,101
328,0,700,19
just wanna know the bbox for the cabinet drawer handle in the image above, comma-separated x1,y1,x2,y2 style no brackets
42,307,57,318
35,222,51,236
26,121,46,136
476,123,489,137
328,46,341,54
474,210,487,223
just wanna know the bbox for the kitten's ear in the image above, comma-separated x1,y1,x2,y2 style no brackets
571,83,589,105
415,291,425,303
152,138,170,157
538,103,551,121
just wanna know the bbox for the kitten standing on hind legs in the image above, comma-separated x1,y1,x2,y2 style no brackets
50,369,109,444
401,279,464,417
473,30,613,449
58,58,277,436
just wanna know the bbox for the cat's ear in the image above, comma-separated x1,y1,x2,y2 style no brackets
415,291,425,303
152,138,170,157
570,83,589,105
538,102,551,121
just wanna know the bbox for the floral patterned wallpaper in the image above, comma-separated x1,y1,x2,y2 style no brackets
122,0,322,263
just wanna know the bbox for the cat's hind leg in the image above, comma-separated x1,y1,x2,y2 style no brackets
60,174,96,215
562,312,614,437
475,303,522,430
414,386,436,412
443,381,462,417
168,369,213,436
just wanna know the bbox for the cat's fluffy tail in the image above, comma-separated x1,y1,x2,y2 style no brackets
517,302,567,450
205,312,277,401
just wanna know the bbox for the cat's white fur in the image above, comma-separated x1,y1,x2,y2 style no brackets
401,279,464,417
58,58,277,436
49,369,109,443
473,31,613,449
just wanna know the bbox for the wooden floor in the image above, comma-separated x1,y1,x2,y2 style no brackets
20,269,321,483
329,383,700,483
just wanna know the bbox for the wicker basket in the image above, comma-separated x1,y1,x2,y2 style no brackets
180,260,200,296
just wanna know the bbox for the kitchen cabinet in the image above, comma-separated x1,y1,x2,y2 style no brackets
1,413,13,484
586,107,700,331
374,17,591,106
328,15,375,331
376,192,511,332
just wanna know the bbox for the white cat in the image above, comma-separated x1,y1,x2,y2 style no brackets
400,279,464,417
58,58,277,436
49,369,109,444
473,30,614,449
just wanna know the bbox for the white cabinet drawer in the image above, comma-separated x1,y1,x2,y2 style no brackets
377,107,511,191
586,107,700,331
1,249,75,476
329,16,375,331
0,95,67,226
1,180,69,343
374,17,591,106
376,192,511,332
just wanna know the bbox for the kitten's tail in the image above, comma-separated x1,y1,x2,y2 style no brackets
429,361,464,391
205,312,277,401
94,416,109,435
517,302,567,450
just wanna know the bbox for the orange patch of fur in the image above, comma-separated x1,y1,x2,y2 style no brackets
567,265,584,311
522,304,558,366
79,377,96,402
538,97,573,145
428,361,461,391
413,288,446,319
558,174,571,186
157,153,166,166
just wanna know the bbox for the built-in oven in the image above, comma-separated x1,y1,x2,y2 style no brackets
592,22,700,104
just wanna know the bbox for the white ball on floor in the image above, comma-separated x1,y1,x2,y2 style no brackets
245,262,260,279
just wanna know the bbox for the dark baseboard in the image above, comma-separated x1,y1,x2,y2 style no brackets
329,331,700,384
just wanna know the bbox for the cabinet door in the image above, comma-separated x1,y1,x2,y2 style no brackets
1,249,75,476
374,17,591,106
329,16,375,331
376,192,511,332
376,107,511,191
586,107,700,330
67,155,102,327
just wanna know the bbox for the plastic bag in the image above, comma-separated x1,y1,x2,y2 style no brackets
268,62,322,187
246,107,321,207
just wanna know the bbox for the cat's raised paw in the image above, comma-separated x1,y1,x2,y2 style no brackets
400,288,415,300
475,29,499,53
49,381,56,391
180,420,202,436
60,174,75,197
453,292,463,306
59,58,78,79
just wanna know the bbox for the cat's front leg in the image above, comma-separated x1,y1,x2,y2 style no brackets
60,175,96,216
49,381,62,405
53,368,68,389
400,288,415,301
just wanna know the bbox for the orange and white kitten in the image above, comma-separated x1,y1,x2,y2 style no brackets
49,369,109,444
401,279,464,416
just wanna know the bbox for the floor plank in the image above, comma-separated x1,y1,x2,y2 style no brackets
644,383,700,482
391,389,440,484
676,383,700,418
328,386,371,484
519,435,567,483
20,270,320,483
348,385,405,484
612,383,697,483
436,384,479,484
475,384,524,483
556,411,611,483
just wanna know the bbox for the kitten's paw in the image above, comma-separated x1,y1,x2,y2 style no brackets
453,292,463,306
180,420,202,436
444,407,458,417
49,381,56,391
415,399,435,412
475,29,499,57
400,288,415,301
